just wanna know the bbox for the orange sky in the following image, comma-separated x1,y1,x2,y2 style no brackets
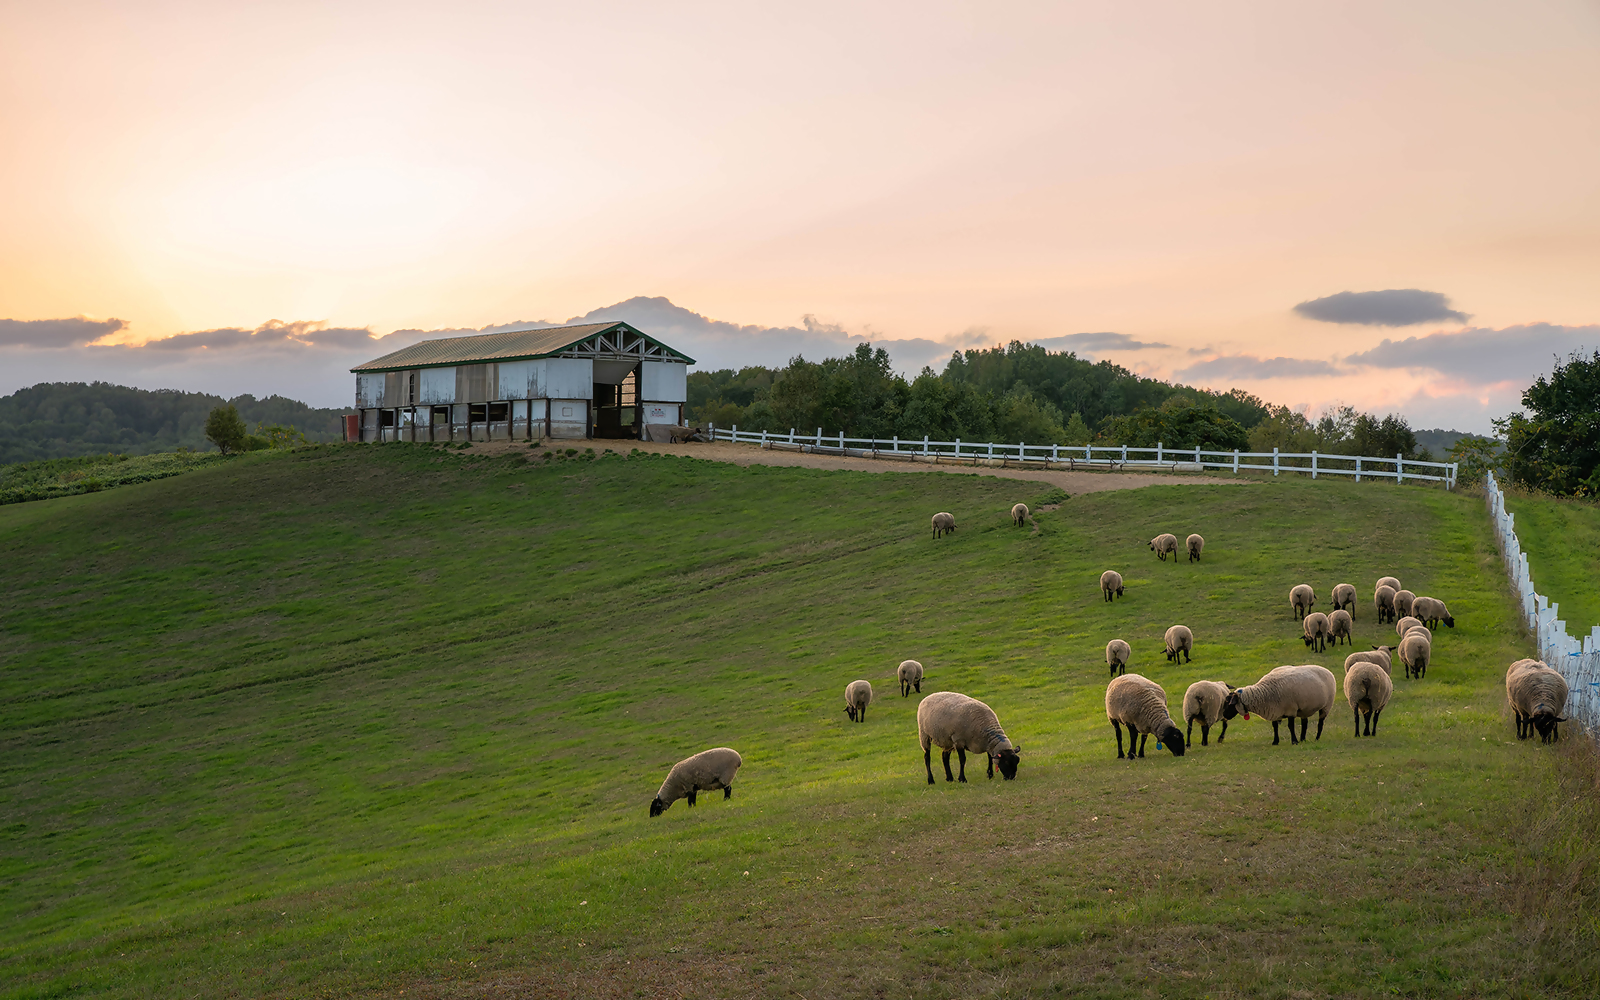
3,1,1599,428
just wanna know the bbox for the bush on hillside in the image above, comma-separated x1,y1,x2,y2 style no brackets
205,405,248,454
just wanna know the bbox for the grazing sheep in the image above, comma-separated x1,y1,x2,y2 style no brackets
1106,674,1186,759
916,691,1022,783
1506,659,1569,743
1149,533,1179,561
1182,680,1232,747
1328,609,1353,646
1376,576,1402,593
1395,615,1423,637
932,512,957,539
1374,585,1398,625
1186,534,1205,562
1290,584,1316,620
897,659,924,697
1411,596,1455,629
1344,661,1393,737
1393,589,1417,621
1164,624,1194,664
650,747,743,816
1012,503,1029,527
1302,612,1331,653
844,679,872,722
1332,583,1357,615
1099,569,1125,602
1345,646,1394,676
1106,639,1131,678
1398,632,1431,679
663,425,706,443
1221,664,1338,745
1404,624,1432,645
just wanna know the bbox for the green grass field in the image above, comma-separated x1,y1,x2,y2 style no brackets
1502,489,1600,633
4,444,1599,999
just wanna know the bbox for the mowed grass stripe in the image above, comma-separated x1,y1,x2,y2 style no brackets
1,444,1596,999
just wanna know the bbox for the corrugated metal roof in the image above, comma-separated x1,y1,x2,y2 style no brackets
350,322,693,372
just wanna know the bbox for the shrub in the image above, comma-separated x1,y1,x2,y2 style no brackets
205,405,248,454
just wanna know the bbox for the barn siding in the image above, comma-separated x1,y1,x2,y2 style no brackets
641,361,687,403
355,373,384,407
419,367,456,404
545,358,594,399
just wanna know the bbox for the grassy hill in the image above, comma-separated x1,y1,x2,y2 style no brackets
1502,490,1600,634
2,444,1597,998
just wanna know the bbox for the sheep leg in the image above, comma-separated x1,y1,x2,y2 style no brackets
861,705,866,723
1186,718,1194,747
1184,647,1191,664
1137,732,1148,758
956,748,968,782
1112,720,1126,759
1271,720,1282,745
915,681,921,693
724,786,733,799
942,749,955,783
1369,709,1381,736
1201,722,1211,747
1217,719,1227,743
1299,717,1310,742
924,744,936,784
687,790,697,807
986,755,994,779
1314,712,1325,741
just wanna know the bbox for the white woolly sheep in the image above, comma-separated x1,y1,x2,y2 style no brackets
1106,638,1131,678
1164,624,1193,664
1149,533,1179,561
650,747,743,816
844,679,872,723
1222,664,1338,745
897,659,924,697
1506,659,1569,743
1328,609,1353,646
1182,680,1232,747
932,512,957,539
1302,612,1331,653
1332,583,1357,615
1012,503,1029,527
1344,661,1393,737
1398,632,1431,680
1345,646,1393,676
1404,623,1432,645
1100,569,1125,602
1290,584,1316,620
1393,589,1417,621
1395,615,1422,637
1106,674,1185,759
917,691,1022,783
1186,533,1205,562
1374,585,1398,625
1376,576,1402,594
1411,596,1455,629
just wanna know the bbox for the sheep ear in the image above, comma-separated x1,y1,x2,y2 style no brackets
1011,745,1022,754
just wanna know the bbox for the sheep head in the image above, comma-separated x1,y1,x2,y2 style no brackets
1222,690,1250,721
649,797,667,817
1442,614,1455,628
992,747,1021,780
1159,724,1186,756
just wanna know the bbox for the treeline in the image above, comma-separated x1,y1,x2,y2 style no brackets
0,382,346,463
687,341,1435,458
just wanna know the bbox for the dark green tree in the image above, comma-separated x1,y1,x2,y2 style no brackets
1496,350,1600,495
204,404,248,455
1100,399,1249,451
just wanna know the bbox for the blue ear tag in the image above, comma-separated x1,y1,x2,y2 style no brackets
1155,741,1163,749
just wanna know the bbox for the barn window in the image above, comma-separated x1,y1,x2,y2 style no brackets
469,403,487,423
488,401,509,422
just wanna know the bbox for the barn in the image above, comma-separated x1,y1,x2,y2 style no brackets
349,322,693,442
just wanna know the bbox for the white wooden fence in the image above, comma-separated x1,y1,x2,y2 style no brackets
1484,471,1600,732
705,424,1459,489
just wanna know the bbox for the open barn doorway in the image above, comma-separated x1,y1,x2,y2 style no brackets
592,362,640,439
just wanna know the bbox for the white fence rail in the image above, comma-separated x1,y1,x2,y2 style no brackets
705,424,1458,489
1484,471,1600,732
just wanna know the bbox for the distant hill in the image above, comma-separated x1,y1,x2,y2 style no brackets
1413,428,1484,454
0,382,346,463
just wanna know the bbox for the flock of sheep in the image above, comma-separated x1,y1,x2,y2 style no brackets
646,502,1571,815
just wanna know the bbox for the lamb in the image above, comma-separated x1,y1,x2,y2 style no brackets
1398,632,1431,679
897,659,924,697
844,679,872,722
1344,661,1393,737
1011,503,1029,527
1106,639,1131,678
1106,674,1186,759
1332,583,1357,615
1345,646,1393,676
1149,533,1179,561
1411,596,1455,629
1290,584,1316,620
1328,609,1353,646
1099,570,1125,602
1186,533,1205,562
932,512,957,539
1376,576,1402,593
1164,624,1193,664
650,747,743,816
1393,589,1417,621
1221,664,1338,745
1395,615,1423,637
1506,659,1569,743
916,691,1022,783
1182,680,1232,747
1301,612,1331,653
1374,586,1398,625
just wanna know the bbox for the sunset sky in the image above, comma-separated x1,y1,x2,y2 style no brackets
3,1,1598,431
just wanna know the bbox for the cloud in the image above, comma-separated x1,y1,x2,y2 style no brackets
1293,289,1469,326
1344,323,1600,384
140,319,378,352
0,316,128,347
1032,331,1170,353
1174,355,1341,381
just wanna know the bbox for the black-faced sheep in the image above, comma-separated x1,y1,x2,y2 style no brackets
931,512,956,538
1290,584,1316,620
1411,596,1455,629
1182,680,1232,747
1149,533,1179,561
1344,661,1393,737
1328,609,1353,647
1374,585,1398,625
1332,583,1357,615
1395,615,1423,637
1506,659,1569,743
1376,576,1402,594
1164,624,1193,664
1106,638,1131,678
650,747,743,816
1186,534,1204,562
844,679,872,722
1012,503,1029,527
1106,674,1185,759
1099,570,1125,602
897,659,924,697
666,425,706,443
1393,589,1417,621
1221,664,1338,745
916,691,1021,783
1302,612,1331,653
1398,632,1430,679
1346,646,1393,676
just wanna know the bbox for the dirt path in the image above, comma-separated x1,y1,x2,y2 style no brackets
475,438,1252,495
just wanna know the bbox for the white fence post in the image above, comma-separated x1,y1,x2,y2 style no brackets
839,431,844,451
1122,444,1127,463
1157,441,1163,464
1233,449,1239,473
1052,443,1059,462
1273,447,1279,476
1355,456,1361,483
923,434,930,455
893,435,898,452
709,421,716,439
1311,450,1318,479
789,427,795,444
1396,453,1404,484
1194,445,1201,466
816,427,822,447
